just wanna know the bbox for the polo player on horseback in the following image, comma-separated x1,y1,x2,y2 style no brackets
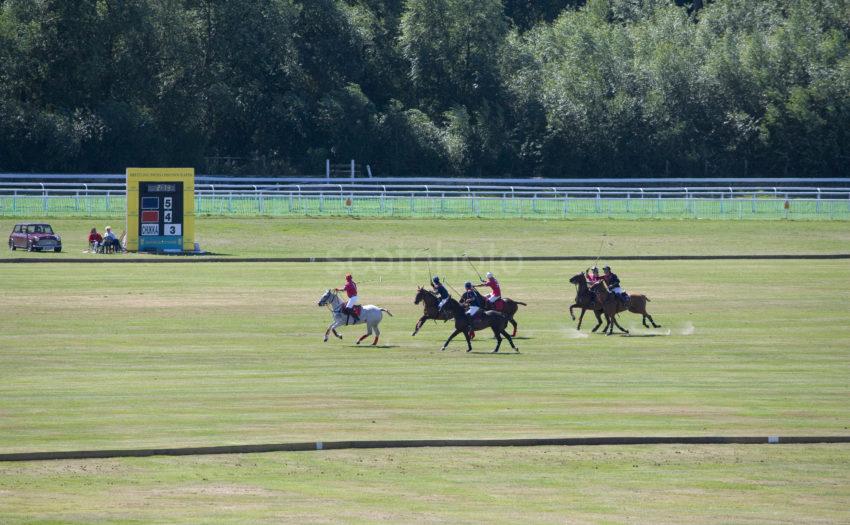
334,273,360,322
461,281,485,323
586,266,600,285
475,272,502,309
601,265,629,306
432,276,450,310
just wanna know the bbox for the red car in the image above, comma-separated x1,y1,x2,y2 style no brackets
8,223,62,252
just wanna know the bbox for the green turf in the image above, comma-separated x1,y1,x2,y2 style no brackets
2,216,850,259
3,194,850,220
1,445,848,524
1,217,848,522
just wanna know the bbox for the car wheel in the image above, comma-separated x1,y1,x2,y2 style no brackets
8,240,15,251
54,247,62,253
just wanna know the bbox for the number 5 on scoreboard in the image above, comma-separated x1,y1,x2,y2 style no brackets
165,224,182,236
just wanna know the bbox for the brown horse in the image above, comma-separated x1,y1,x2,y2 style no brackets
481,297,526,337
412,286,452,336
439,297,518,353
594,283,661,336
568,273,606,332
569,273,659,334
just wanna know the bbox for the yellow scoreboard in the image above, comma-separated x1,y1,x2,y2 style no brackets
126,168,195,252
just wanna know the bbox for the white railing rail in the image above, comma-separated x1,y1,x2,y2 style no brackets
1,181,849,200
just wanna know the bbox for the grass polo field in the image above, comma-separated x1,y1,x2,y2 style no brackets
1,217,849,523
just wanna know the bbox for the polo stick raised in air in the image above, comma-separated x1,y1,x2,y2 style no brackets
463,253,484,282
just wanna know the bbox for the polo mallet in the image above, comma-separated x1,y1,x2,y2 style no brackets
463,253,484,282
424,248,434,284
444,279,462,296
593,233,607,268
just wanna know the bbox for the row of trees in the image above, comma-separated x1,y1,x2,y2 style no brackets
0,0,847,176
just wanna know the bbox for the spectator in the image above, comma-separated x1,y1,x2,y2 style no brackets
88,228,103,252
103,226,123,253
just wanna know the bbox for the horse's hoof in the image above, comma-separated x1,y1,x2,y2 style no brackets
440,347,446,352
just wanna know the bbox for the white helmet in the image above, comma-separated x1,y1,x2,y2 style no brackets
486,272,494,279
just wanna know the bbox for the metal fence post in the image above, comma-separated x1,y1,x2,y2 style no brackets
816,188,821,214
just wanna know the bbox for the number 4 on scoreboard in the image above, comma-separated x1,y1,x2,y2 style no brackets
165,224,182,236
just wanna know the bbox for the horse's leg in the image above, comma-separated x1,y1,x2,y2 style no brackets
577,308,586,330
441,329,461,351
569,304,576,321
596,312,608,334
612,314,629,335
412,315,428,336
647,313,660,328
491,326,502,353
357,323,372,345
372,323,380,346
324,321,338,342
591,309,603,332
509,318,517,337
642,314,649,328
333,326,343,339
501,328,518,352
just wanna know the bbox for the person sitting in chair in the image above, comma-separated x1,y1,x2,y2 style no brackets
103,226,122,253
602,265,629,306
88,228,103,253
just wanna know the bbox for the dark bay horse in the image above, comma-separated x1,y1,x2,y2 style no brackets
568,273,605,332
412,286,453,336
569,272,660,334
482,297,526,336
439,297,518,353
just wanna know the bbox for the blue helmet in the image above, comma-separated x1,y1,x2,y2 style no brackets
432,276,440,283
464,281,473,289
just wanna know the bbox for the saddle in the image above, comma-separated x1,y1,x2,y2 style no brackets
487,298,506,312
346,305,363,317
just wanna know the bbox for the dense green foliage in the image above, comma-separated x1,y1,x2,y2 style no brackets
0,0,847,176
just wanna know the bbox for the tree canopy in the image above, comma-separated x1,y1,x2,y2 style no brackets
0,0,847,176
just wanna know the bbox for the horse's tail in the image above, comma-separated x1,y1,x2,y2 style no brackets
513,301,527,306
381,308,394,317
644,296,650,302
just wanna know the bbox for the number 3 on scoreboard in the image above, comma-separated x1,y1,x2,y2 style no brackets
165,224,182,236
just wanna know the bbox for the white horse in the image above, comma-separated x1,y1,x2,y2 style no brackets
318,289,392,345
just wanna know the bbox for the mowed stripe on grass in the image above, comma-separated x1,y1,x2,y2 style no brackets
1,259,848,453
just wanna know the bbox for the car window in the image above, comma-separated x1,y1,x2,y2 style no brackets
26,225,35,234
42,225,53,234
14,225,21,233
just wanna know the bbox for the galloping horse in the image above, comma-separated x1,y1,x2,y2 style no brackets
317,289,392,345
568,273,606,332
568,273,659,334
412,286,452,336
439,297,518,353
